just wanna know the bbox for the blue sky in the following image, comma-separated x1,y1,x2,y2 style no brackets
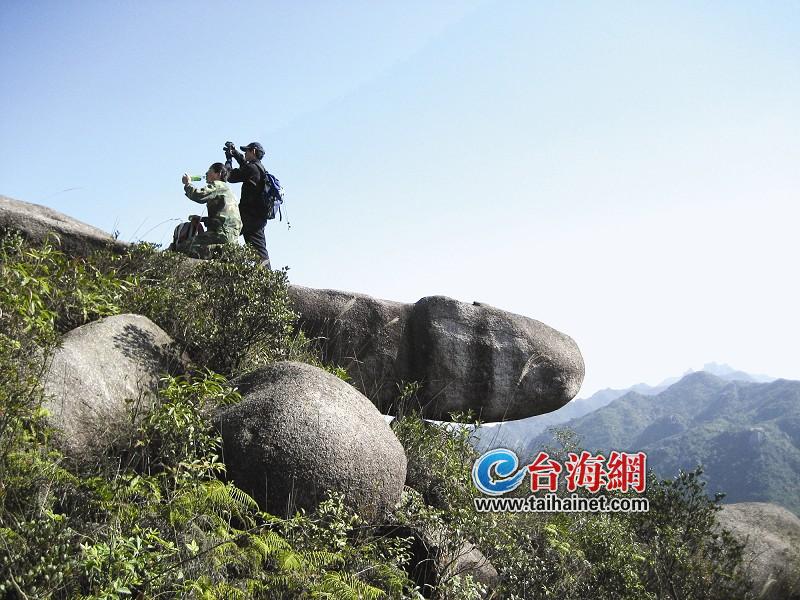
2,1,798,398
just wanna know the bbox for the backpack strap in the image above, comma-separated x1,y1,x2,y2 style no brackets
254,161,269,190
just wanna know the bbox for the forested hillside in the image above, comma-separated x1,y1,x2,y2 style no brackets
530,373,800,515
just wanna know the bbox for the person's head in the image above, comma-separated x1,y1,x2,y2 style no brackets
206,162,228,183
240,142,265,161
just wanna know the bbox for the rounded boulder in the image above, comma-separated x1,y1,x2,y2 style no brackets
717,502,800,599
42,314,186,454
217,361,407,520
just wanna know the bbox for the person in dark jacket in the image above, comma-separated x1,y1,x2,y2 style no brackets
224,141,271,268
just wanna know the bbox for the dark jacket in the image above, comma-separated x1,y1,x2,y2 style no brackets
227,155,265,217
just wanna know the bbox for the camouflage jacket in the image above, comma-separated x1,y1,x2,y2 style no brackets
183,180,242,244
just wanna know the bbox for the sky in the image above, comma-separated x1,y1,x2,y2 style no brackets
2,1,798,398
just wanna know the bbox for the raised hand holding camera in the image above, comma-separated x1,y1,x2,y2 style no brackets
223,141,240,162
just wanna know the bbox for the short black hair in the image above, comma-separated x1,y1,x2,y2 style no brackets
209,162,229,181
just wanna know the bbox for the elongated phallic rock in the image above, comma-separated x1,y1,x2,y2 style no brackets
290,286,584,422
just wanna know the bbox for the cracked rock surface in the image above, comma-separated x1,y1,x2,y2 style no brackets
290,286,584,422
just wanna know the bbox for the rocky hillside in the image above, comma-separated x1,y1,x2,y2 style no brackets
3,194,797,599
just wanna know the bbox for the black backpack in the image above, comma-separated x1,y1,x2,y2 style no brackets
170,217,204,250
256,164,284,221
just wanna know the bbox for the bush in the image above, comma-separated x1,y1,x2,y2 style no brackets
631,468,751,600
114,243,297,376
0,232,131,507
2,369,422,599
0,235,299,380
392,412,755,599
0,232,132,334
392,407,478,512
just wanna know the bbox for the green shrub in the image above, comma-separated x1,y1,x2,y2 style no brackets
0,232,142,537
0,512,78,599
392,410,497,599
0,232,132,334
631,468,751,600
0,232,131,505
114,243,297,377
392,412,755,599
130,370,239,482
393,409,478,512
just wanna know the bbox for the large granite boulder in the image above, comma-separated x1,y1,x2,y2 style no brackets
717,502,800,600
42,314,186,454
408,296,583,421
217,361,407,520
290,286,584,422
287,286,410,406
0,194,126,255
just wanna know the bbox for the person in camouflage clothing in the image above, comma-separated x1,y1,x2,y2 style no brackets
177,162,242,258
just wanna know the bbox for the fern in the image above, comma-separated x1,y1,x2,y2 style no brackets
303,550,346,570
168,480,258,531
362,562,409,596
261,572,302,595
249,530,292,558
277,549,305,572
187,576,248,599
244,578,270,596
225,483,261,512
205,480,260,521
313,572,387,600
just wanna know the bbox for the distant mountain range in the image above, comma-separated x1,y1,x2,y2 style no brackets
473,363,775,452
471,366,800,515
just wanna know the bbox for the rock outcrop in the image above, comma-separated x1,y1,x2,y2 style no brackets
290,286,584,422
375,524,499,598
717,502,800,600
0,194,583,423
0,194,127,255
408,296,583,421
440,540,500,592
42,314,186,454
217,361,407,520
288,286,409,404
